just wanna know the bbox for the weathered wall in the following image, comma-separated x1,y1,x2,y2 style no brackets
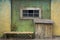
51,0,60,36
12,0,51,32
0,0,60,37
0,0,11,37
0,0,51,37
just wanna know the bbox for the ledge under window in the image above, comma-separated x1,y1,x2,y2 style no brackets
20,17,41,20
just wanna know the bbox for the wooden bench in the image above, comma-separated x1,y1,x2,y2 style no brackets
3,32,34,39
4,32,33,34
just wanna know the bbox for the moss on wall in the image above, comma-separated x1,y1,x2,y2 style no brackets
11,0,51,32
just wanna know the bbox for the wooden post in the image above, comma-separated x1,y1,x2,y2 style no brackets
44,24,52,38
35,24,45,39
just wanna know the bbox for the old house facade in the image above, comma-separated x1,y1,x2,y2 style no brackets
0,0,60,39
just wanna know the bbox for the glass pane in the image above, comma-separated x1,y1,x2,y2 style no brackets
23,14,28,17
23,10,28,14
34,10,39,13
34,14,39,17
28,13,33,17
23,10,39,17
28,10,33,13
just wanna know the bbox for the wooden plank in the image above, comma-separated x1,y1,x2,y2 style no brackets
35,24,38,38
34,19,54,24
44,24,52,38
35,23,52,38
40,24,45,38
35,24,45,38
3,32,33,34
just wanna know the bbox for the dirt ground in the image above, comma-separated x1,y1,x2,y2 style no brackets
0,38,60,40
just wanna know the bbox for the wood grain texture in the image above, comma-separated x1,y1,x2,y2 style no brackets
35,24,52,38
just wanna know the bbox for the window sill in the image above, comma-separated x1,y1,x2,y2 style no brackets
20,17,41,20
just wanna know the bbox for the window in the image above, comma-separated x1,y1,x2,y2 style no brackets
20,8,41,19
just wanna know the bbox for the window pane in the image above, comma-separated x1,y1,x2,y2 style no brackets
34,14,39,17
34,10,39,13
23,14,28,17
28,13,33,17
22,10,39,17
28,10,33,13
23,10,28,14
